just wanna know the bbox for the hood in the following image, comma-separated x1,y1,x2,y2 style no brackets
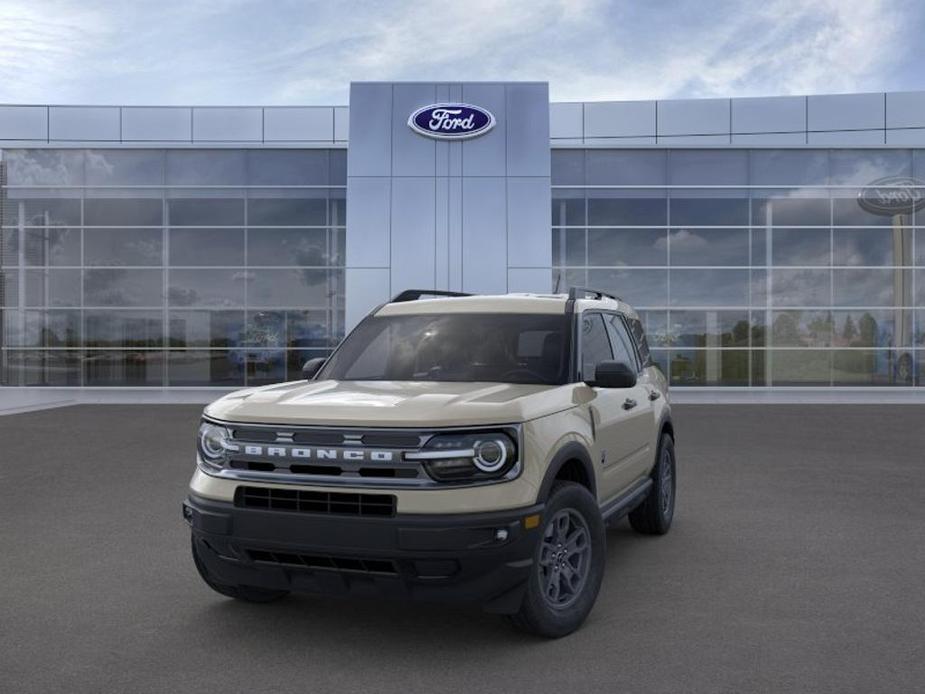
204,379,578,427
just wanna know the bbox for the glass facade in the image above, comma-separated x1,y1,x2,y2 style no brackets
553,149,925,388
0,148,346,386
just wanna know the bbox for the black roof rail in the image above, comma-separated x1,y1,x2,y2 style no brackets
391,289,473,303
567,286,622,302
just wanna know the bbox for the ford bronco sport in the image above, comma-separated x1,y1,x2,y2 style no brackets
184,287,676,637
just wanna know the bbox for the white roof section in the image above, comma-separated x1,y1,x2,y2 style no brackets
0,90,923,147
375,291,639,317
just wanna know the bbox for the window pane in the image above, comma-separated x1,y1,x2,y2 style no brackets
752,196,830,226
247,150,330,185
247,228,331,266
551,191,585,226
670,197,749,226
1,350,82,386
24,228,80,266
587,269,668,307
85,228,163,266
669,270,750,307
165,150,246,185
168,228,245,266
168,310,246,348
833,268,906,306
287,310,336,348
832,309,909,348
770,310,833,347
832,350,911,386
245,350,287,386
669,150,747,185
586,150,666,185
25,269,81,307
770,269,830,306
668,311,750,347
84,198,163,226
9,197,82,227
287,349,332,381
247,195,327,226
168,197,244,226
244,311,286,348
833,228,907,266
668,228,748,266
85,150,164,185
85,310,163,347
749,150,828,186
588,194,666,226
551,150,584,185
167,350,245,386
168,269,246,307
829,150,912,185
668,349,748,386
84,350,164,386
770,229,831,266
580,313,613,378
247,269,342,308
833,196,896,226
768,349,831,385
1,228,19,265
23,310,80,348
588,228,667,266
85,269,163,307
5,150,84,186
603,314,638,369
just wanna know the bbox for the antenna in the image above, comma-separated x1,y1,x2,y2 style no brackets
553,273,561,294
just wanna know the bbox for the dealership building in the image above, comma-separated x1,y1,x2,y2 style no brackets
1,82,924,398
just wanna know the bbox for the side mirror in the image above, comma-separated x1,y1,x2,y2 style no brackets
586,360,636,389
301,357,326,380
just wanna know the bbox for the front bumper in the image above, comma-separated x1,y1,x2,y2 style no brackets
184,493,544,613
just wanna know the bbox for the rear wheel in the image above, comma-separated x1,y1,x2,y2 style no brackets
628,433,676,535
509,482,605,638
191,536,289,603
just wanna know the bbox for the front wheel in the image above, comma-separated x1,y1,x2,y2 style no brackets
628,433,676,535
509,482,606,638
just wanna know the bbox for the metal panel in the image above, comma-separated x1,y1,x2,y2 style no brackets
122,107,191,141
584,100,656,138
264,107,334,141
348,83,392,176
886,128,925,145
192,107,262,141
732,95,805,133
435,177,450,288
731,132,807,145
886,91,925,129
0,106,47,140
390,178,436,290
507,177,551,268
461,83,506,177
49,107,120,140
345,268,391,331
462,177,507,294
391,83,436,176
508,268,552,293
584,136,657,145
550,103,583,139
448,176,463,291
807,93,884,131
658,98,730,136
506,83,550,177
807,129,885,145
346,177,391,267
334,107,349,141
658,134,730,145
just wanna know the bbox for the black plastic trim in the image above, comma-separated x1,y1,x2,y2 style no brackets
536,441,596,502
599,478,652,522
391,289,472,303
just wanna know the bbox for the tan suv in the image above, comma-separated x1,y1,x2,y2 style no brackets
184,287,676,637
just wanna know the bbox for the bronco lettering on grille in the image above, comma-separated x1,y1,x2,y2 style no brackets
241,445,395,463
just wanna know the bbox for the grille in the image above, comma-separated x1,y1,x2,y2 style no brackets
235,486,396,517
246,549,398,575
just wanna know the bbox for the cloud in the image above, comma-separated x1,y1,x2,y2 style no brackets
0,0,919,105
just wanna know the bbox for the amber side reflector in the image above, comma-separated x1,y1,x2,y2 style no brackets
523,514,541,529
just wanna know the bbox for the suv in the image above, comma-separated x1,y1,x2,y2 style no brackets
184,288,676,637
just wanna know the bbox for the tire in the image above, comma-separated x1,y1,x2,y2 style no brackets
628,433,676,535
509,482,606,638
191,536,289,603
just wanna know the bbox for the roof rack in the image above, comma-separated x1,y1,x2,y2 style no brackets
391,289,473,303
567,286,621,302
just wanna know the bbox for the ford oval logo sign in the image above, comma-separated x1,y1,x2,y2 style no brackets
408,103,495,140
857,176,925,216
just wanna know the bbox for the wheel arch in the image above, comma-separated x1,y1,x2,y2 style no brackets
536,441,597,503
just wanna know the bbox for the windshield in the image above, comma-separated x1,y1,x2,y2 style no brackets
319,313,569,385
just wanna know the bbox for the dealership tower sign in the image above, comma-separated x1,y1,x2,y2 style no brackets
407,103,495,139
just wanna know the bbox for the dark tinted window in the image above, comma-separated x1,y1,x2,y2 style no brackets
579,313,613,380
604,314,638,370
320,313,568,385
626,317,652,366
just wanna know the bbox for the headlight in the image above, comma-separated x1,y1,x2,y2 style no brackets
406,430,518,483
197,421,235,471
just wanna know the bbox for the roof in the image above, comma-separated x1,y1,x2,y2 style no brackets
375,292,635,317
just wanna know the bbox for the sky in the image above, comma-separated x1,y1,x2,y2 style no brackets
0,0,923,105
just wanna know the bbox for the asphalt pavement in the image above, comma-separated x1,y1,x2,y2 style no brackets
1,404,923,694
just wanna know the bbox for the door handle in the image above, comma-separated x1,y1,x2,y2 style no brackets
648,389,661,401
622,398,637,410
